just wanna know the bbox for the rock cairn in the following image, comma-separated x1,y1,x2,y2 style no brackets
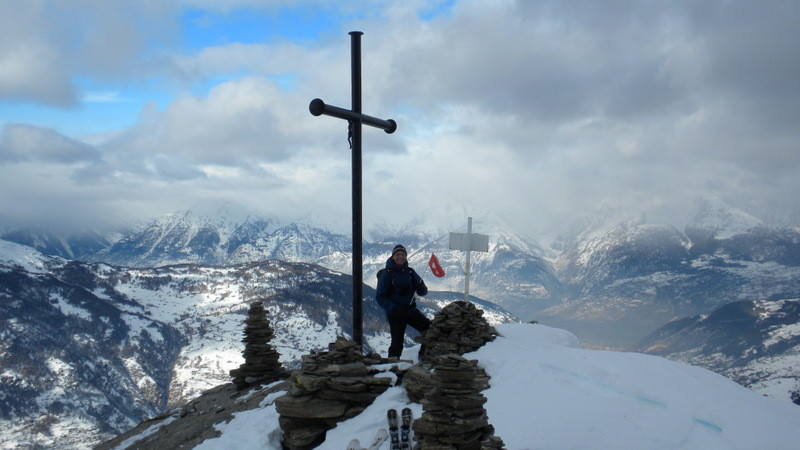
410,354,504,449
405,301,505,449
230,301,287,390
275,337,405,449
415,301,499,361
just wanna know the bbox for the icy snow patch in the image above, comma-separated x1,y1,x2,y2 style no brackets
112,416,178,450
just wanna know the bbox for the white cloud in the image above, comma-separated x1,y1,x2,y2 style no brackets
82,91,128,103
0,0,178,105
0,3,75,105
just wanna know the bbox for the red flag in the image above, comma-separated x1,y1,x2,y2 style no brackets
429,253,446,278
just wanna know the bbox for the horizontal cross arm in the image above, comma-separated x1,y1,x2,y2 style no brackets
309,98,397,134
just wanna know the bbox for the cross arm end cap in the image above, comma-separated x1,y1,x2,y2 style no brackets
309,98,325,116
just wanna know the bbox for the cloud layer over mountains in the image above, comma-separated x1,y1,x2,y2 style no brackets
1,1,799,233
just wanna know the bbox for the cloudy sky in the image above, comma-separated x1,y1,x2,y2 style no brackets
1,0,798,237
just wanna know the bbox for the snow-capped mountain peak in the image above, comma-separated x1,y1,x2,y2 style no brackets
184,201,263,228
687,196,763,239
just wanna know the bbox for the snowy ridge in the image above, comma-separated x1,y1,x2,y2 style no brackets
128,324,800,449
0,227,118,261
90,207,359,268
0,238,62,273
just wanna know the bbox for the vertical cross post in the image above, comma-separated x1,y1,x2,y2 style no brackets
309,31,397,349
350,31,364,351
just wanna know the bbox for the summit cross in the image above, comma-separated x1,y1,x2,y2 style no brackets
308,31,397,349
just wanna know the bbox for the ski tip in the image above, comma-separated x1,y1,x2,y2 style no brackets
346,438,361,450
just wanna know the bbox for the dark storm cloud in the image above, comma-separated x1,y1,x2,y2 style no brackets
368,0,800,226
385,0,690,121
383,0,799,133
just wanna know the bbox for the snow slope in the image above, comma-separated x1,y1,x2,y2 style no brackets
187,324,800,449
638,298,800,403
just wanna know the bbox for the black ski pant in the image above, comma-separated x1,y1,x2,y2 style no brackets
387,308,431,358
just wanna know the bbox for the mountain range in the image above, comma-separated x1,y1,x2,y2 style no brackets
2,197,800,447
4,198,798,347
544,219,800,347
638,297,800,405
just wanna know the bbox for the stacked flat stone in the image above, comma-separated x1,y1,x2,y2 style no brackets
404,301,506,449
275,337,402,449
229,301,287,390
411,354,505,449
415,301,499,361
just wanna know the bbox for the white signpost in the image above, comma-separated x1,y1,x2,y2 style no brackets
448,217,489,302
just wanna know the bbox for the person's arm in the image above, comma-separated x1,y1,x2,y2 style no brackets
413,270,428,296
376,270,394,313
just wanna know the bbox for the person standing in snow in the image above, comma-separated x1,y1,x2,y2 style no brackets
375,244,430,358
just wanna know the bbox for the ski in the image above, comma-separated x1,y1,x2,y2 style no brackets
387,409,400,450
347,438,362,450
366,428,389,450
400,407,413,449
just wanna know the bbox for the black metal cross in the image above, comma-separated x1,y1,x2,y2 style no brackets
309,31,397,349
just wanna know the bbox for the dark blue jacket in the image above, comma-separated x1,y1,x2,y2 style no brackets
375,257,428,315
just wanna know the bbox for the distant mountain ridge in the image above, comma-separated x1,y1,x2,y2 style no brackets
4,205,564,325
0,228,116,261
91,206,280,267
4,200,800,349
637,298,800,404
543,218,800,347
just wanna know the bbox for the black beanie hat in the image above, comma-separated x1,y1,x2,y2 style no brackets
392,244,407,256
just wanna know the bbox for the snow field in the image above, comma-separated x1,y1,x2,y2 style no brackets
196,323,800,449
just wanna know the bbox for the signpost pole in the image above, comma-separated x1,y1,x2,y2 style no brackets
464,216,473,302
449,217,488,302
